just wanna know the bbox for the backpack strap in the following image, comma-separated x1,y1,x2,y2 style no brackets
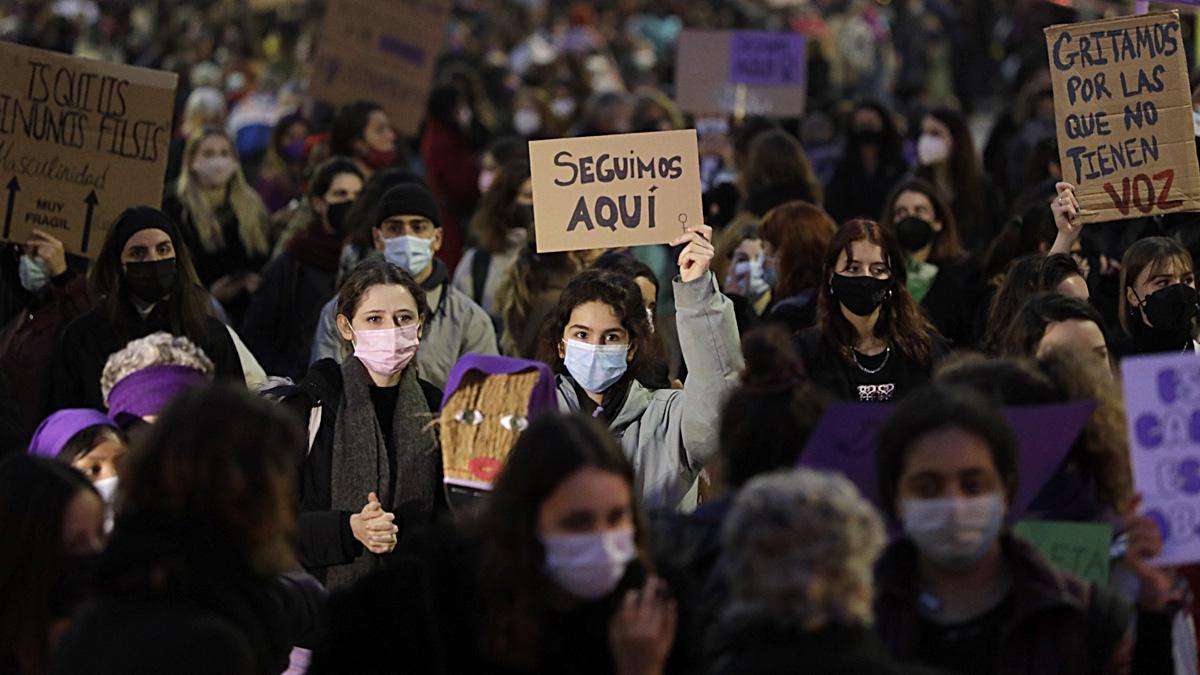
470,249,492,305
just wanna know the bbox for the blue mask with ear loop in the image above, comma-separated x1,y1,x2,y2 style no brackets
562,340,629,394
18,255,50,292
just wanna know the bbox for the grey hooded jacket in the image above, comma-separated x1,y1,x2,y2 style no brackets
310,280,498,391
558,272,742,511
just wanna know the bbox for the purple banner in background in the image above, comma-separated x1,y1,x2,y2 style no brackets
798,401,1094,522
729,32,806,87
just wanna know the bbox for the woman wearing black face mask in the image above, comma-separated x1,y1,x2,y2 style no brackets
47,207,244,412
824,101,909,224
242,157,365,379
454,158,534,328
881,178,974,347
1114,236,1200,357
796,220,944,402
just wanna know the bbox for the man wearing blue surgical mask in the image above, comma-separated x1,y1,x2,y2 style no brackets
311,183,498,389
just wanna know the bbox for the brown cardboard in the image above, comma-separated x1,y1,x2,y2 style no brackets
529,130,703,253
310,0,450,137
1045,11,1200,224
674,30,807,118
0,41,178,258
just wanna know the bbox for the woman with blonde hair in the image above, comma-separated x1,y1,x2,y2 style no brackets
164,127,272,325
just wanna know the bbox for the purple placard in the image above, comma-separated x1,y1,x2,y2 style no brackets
729,31,806,87
798,401,1094,522
1122,353,1200,566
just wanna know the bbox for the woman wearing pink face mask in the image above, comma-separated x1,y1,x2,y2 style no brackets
163,127,271,326
276,258,443,589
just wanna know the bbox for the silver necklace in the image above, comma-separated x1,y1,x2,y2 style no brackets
852,346,891,374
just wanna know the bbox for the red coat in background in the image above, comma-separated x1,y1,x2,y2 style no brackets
419,117,479,273
0,269,95,441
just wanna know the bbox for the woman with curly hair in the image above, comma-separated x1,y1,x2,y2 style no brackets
99,332,215,425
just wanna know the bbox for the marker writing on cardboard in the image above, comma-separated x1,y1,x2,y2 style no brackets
1053,19,1183,215
553,150,684,232
0,61,167,163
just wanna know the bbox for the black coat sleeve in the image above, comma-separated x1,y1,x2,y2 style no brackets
205,319,246,385
298,509,361,569
0,371,23,456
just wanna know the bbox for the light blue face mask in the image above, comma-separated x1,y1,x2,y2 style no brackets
562,339,629,394
383,235,433,276
18,255,50,292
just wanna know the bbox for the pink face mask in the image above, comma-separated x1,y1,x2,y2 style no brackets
351,323,419,376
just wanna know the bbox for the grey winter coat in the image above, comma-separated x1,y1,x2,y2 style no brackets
310,280,498,391
558,273,742,511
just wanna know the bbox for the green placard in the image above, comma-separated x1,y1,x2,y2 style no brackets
1013,520,1113,587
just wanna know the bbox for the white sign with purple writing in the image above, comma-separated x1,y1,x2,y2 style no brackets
1122,352,1200,566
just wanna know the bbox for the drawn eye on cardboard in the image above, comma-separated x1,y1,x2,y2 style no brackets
439,355,558,504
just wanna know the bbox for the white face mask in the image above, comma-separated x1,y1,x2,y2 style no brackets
541,526,636,600
383,235,433,277
93,476,119,534
478,169,497,195
734,256,770,297
18,254,50,292
514,108,542,136
551,97,576,119
562,339,629,394
1192,109,1200,138
916,134,950,167
457,107,473,128
901,493,1005,570
191,155,237,187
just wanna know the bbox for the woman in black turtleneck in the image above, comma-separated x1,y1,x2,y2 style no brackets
1114,236,1200,359
47,207,243,412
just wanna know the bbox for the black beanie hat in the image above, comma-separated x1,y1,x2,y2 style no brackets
110,207,183,254
374,184,441,229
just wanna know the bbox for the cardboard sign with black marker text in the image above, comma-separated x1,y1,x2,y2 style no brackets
310,0,450,137
528,130,703,253
0,41,177,259
1045,11,1200,224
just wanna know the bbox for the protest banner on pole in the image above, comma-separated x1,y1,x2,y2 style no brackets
0,40,178,258
310,0,450,137
799,402,1094,520
1044,11,1200,224
675,30,807,118
528,129,703,253
1012,520,1113,586
1122,353,1200,566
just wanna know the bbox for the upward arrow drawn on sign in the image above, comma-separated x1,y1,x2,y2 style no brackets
80,190,98,254
3,177,19,240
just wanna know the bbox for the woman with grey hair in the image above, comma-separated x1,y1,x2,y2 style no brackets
708,469,911,674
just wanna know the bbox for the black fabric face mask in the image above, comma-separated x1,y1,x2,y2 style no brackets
831,273,892,317
509,202,535,230
851,128,884,146
124,259,177,304
326,200,354,234
894,216,934,252
1132,283,1199,352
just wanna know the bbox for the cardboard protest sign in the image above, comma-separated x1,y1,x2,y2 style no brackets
310,0,450,137
798,402,1094,520
528,129,703,253
1013,520,1113,586
0,41,177,258
1122,353,1200,566
1044,11,1200,224
675,30,807,118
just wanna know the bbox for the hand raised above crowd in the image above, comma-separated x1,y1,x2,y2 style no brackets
670,225,714,284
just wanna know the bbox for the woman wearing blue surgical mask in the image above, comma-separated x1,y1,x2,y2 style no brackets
535,225,743,511
310,413,696,675
873,384,1174,675
0,229,93,438
310,183,498,390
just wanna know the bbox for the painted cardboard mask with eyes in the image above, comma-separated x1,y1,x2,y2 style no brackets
439,355,557,505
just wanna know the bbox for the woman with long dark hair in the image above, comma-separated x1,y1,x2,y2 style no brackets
796,220,943,401
454,158,533,325
914,107,1005,252
311,413,693,675
48,207,243,412
52,386,325,675
825,101,909,223
0,455,103,675
534,225,742,510
1114,236,1200,357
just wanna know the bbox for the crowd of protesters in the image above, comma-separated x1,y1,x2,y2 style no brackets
2,0,1200,673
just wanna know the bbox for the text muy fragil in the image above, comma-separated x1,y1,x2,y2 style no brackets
553,150,684,232
0,60,166,162
1052,20,1182,215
